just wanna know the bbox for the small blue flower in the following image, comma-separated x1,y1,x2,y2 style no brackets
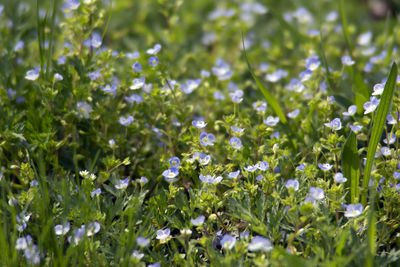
305,55,320,70
324,118,342,130
309,187,324,200
220,234,236,250
334,172,347,183
191,215,205,226
344,203,363,217
350,124,363,133
199,174,222,184
231,126,244,133
136,236,150,247
213,91,225,101
318,163,333,171
229,90,244,103
115,178,129,189
132,62,142,72
146,44,162,55
192,120,207,129
181,79,201,94
84,32,102,48
162,167,179,182
256,161,269,171
297,163,305,171
363,96,380,114
149,56,159,67
342,56,355,66
287,109,300,118
343,105,357,116
25,68,40,81
199,131,215,146
119,116,134,126
372,83,384,96
156,228,170,240
299,69,312,82
252,101,267,113
130,77,145,90
91,188,101,197
169,157,180,167
228,170,240,179
264,116,279,126
244,165,258,172
198,153,211,165
265,69,288,82
212,58,233,80
285,179,299,191
229,137,242,149
124,94,143,104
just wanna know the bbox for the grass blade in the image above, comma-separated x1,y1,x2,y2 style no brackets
353,71,370,115
341,132,359,203
365,190,377,267
361,63,398,205
241,34,287,125
339,0,353,55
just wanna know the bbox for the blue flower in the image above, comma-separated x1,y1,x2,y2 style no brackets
256,161,269,171
372,83,384,96
136,236,150,247
305,55,320,70
285,179,299,191
244,165,258,172
181,79,201,94
309,187,324,200
318,163,332,171
169,157,180,167
212,58,233,80
342,56,355,66
252,101,267,113
162,167,179,182
130,77,145,90
25,67,40,81
124,94,143,104
220,234,236,250
264,116,279,126
248,236,273,252
191,215,205,226
299,69,312,82
149,56,159,67
287,109,300,118
344,203,363,217
229,137,242,149
231,126,244,133
84,32,102,48
156,228,170,240
228,170,240,179
350,124,363,133
91,188,101,197
199,131,215,146
198,153,211,165
115,178,129,189
146,44,162,55
213,91,225,100
334,172,347,183
343,105,357,116
199,174,222,184
132,62,142,72
229,90,243,103
119,116,134,126
324,118,342,130
363,96,380,114
265,69,288,82
192,120,207,129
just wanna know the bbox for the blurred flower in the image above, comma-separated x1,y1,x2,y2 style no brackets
248,236,273,252
334,172,347,183
25,68,40,80
229,137,242,149
146,44,162,55
309,187,324,200
285,179,299,191
156,228,170,240
115,178,129,189
200,132,215,146
149,56,159,67
220,234,236,250
136,236,150,247
192,120,207,129
191,215,205,226
344,203,363,218
119,116,134,126
199,174,222,184
342,56,355,66
363,96,380,114
343,105,357,116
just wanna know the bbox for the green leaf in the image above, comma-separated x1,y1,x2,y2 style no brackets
241,37,287,125
365,191,377,267
339,0,353,55
341,132,360,203
353,71,370,115
361,63,398,205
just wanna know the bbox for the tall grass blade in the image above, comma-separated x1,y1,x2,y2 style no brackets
341,132,359,203
339,0,353,55
365,190,377,267
241,34,287,125
361,63,397,205
353,71,370,115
